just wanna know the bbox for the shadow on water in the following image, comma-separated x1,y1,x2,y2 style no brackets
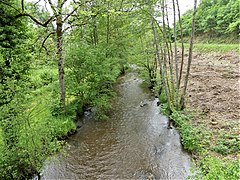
41,72,192,179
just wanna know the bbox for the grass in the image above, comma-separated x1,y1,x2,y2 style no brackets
181,43,239,53
0,66,76,141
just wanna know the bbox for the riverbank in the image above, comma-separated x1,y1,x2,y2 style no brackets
168,47,239,178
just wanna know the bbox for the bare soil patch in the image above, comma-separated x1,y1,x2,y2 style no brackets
185,50,239,158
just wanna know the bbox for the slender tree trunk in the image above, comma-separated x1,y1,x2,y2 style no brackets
92,0,98,46
164,3,175,105
173,0,180,109
180,0,197,109
56,1,65,112
177,0,185,91
93,18,98,46
173,0,178,83
161,0,172,112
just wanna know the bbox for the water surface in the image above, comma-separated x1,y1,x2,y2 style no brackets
41,72,191,179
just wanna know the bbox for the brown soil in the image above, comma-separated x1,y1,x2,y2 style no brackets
185,50,240,158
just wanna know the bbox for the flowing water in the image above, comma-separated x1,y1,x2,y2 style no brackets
41,72,192,179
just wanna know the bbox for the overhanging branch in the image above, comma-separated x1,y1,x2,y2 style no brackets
61,0,68,7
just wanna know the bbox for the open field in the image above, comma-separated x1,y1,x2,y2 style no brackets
185,46,239,159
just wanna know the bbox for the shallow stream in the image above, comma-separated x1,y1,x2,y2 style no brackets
41,72,191,179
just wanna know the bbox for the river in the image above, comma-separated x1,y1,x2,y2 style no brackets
41,71,191,179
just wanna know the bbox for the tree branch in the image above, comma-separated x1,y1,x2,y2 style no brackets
21,0,24,11
40,31,55,54
63,0,92,22
15,13,54,27
61,0,68,7
63,6,79,22
63,22,88,33
33,0,41,7
47,0,57,16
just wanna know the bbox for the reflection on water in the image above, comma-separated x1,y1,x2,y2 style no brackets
41,72,191,179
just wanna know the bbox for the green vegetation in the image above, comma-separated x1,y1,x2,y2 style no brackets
213,133,239,155
0,0,239,179
193,156,240,180
180,0,239,43
0,0,129,178
183,43,239,53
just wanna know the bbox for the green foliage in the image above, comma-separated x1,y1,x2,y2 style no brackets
179,0,239,42
192,156,240,179
167,110,239,179
0,4,72,175
65,40,120,119
170,110,201,152
28,67,58,89
159,91,168,104
0,81,76,179
168,110,239,179
39,69,55,85
0,1,34,178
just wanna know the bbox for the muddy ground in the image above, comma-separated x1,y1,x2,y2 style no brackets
185,50,239,158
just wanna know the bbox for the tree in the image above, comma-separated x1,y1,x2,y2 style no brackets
180,0,197,109
179,0,239,41
0,0,33,178
1,0,93,112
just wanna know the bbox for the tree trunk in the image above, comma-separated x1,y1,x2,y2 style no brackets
180,0,197,110
164,3,175,105
56,11,65,112
173,0,178,84
176,0,184,92
172,0,179,109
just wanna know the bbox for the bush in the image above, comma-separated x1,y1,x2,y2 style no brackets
193,156,240,180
